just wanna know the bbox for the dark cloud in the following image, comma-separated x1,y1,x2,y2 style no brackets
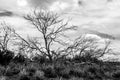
28,0,54,8
87,29,116,40
0,10,13,17
107,0,113,2
78,0,85,6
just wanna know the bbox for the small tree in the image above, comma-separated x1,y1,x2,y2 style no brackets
24,9,77,62
10,30,38,59
64,35,112,60
0,23,17,65
0,23,15,52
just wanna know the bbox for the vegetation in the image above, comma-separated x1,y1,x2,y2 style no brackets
0,53,119,80
0,9,119,80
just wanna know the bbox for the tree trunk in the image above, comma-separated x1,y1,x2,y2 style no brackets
43,34,53,62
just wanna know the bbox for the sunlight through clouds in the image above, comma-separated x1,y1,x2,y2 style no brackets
17,0,28,7
49,1,70,12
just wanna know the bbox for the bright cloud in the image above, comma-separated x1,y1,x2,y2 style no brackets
17,0,28,7
49,1,70,12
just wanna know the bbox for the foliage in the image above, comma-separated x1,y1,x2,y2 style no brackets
0,50,14,66
0,59,119,80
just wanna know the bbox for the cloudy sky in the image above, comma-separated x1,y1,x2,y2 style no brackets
1,0,120,53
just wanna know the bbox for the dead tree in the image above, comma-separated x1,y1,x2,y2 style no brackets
23,9,77,62
0,23,15,52
64,35,112,59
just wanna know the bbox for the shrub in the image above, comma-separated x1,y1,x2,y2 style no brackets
27,68,36,76
31,76,44,80
84,64,105,79
5,67,20,76
12,54,27,64
0,76,7,80
112,70,120,79
57,68,70,79
20,75,30,80
0,66,6,76
0,50,14,66
43,66,57,78
69,69,86,78
19,68,28,76
33,56,48,64
73,55,99,63
35,70,44,78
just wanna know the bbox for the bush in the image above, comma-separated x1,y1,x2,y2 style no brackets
57,68,70,79
35,70,44,78
43,66,57,78
33,56,48,64
0,66,6,76
69,68,87,78
84,64,105,79
26,68,36,76
112,70,120,79
5,67,20,76
20,75,30,80
73,55,99,63
12,54,27,64
0,50,14,66
0,76,7,80
31,76,44,80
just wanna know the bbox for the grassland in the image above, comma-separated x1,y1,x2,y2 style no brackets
0,50,120,80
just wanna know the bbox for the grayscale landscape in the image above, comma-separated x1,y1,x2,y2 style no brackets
0,0,120,80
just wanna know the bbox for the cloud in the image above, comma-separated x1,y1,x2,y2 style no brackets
0,10,13,17
0,0,120,36
27,0,76,12
27,0,54,8
65,0,120,32
49,1,70,12
87,29,116,40
0,0,18,10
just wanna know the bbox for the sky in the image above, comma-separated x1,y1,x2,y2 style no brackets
0,0,120,36
0,0,120,57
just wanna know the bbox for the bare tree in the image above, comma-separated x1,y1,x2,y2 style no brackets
64,35,112,59
0,23,34,59
94,40,112,58
10,31,40,59
0,23,16,52
23,9,77,62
